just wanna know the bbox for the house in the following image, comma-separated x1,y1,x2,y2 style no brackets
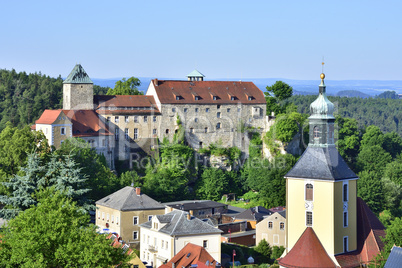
278,73,386,268
233,206,272,229
159,243,219,268
164,200,228,224
96,187,165,250
140,210,222,268
109,233,146,268
219,221,255,247
255,210,286,247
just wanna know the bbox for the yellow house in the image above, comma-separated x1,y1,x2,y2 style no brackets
96,187,165,250
279,73,385,268
255,210,286,248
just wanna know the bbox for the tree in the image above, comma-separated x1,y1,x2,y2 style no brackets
356,145,392,174
357,170,384,214
360,125,384,149
383,131,402,158
0,189,131,267
254,239,272,263
336,117,361,168
106,77,142,95
384,159,402,186
265,81,293,116
0,153,91,219
381,177,402,212
375,217,402,267
271,246,285,260
196,168,229,201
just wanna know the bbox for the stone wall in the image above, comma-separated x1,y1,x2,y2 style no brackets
63,83,94,110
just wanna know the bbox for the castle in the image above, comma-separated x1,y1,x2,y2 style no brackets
34,65,270,168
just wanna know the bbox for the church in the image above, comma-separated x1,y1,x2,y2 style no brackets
278,73,385,268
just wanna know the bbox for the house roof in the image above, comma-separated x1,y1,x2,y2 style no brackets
163,200,227,211
35,110,64,125
268,206,286,213
151,80,266,104
234,206,272,222
384,246,402,268
335,197,386,268
187,70,205,78
62,110,112,137
96,186,165,211
94,95,161,115
285,146,358,181
278,227,337,268
141,210,222,236
63,64,93,84
159,243,217,268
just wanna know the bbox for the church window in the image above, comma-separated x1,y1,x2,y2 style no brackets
343,212,348,227
305,184,313,201
306,211,313,226
280,222,285,230
268,221,273,229
343,184,348,202
343,237,348,252
313,126,319,138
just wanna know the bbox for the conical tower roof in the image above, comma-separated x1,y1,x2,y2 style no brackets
64,64,93,84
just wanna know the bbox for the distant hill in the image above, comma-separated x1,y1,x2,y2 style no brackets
336,90,371,98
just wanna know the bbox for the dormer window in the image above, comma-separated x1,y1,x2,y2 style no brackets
248,96,253,100
195,96,200,101
213,96,217,100
230,96,236,101
176,96,180,100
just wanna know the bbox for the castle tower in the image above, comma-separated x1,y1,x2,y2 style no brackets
280,73,358,266
186,69,205,81
63,64,94,110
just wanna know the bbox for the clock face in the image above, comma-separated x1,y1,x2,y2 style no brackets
343,203,348,210
305,202,313,210
305,202,309,209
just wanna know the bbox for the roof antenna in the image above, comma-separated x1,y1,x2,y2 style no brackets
322,56,325,73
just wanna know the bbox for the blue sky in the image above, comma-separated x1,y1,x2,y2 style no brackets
1,1,401,80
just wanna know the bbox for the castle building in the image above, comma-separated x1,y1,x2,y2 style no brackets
278,73,385,268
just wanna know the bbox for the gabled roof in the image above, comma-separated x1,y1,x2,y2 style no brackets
234,206,271,222
62,110,112,137
335,198,386,268
141,210,222,236
384,246,402,268
63,64,93,84
187,70,205,78
285,146,357,181
278,227,337,268
163,200,227,211
159,243,217,268
96,186,165,211
151,80,266,104
35,110,65,125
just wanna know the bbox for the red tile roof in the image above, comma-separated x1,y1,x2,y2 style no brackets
35,109,64,124
94,95,161,115
158,243,218,268
335,197,386,268
278,227,337,268
62,110,112,137
151,80,266,104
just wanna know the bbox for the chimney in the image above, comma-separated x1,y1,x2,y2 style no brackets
136,187,141,196
187,213,191,220
154,78,158,86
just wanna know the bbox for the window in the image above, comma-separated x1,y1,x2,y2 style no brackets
97,211,100,219
166,129,169,134
166,241,169,249
231,96,235,101
148,215,153,221
195,118,198,123
217,112,221,118
134,265,139,268
190,128,194,133
106,213,109,222
133,216,139,225
343,236,348,252
125,128,129,140
134,128,138,140
203,240,208,248
144,116,148,122
305,183,313,201
217,105,221,109
184,108,188,113
227,108,230,113
195,108,199,113
153,129,157,135
134,116,138,123
125,116,129,123
199,142,203,148
106,116,111,122
116,216,119,225
102,212,105,220
205,127,208,133
268,221,273,229
237,107,241,113
61,127,65,135
111,215,114,223
176,96,180,100
216,122,221,129
115,128,119,140
195,96,199,101
280,222,285,230
161,240,165,249
206,108,210,112
172,108,176,112
314,126,319,138
248,96,252,101
153,116,157,122
154,237,157,246
102,139,106,147
344,212,348,227
343,184,348,202
306,211,313,226
115,116,119,123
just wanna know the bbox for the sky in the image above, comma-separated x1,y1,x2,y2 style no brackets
1,0,401,80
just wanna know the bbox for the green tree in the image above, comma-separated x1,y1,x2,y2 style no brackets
106,77,142,95
265,81,293,115
375,217,402,267
254,239,272,263
196,168,229,201
381,177,402,212
383,131,402,158
271,246,285,260
357,170,384,214
384,159,402,186
336,116,361,168
0,189,131,267
360,125,384,149
356,145,392,174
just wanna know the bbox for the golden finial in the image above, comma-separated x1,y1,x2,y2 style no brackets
320,73,325,80
320,58,325,82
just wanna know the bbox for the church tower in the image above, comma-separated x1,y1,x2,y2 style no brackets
63,64,94,110
281,73,358,266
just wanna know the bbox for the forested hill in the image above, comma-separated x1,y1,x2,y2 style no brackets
289,95,402,135
0,69,63,131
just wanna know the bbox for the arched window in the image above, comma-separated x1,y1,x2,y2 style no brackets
305,183,313,201
313,126,320,139
343,184,348,202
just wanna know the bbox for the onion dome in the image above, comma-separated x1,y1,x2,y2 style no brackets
309,73,335,119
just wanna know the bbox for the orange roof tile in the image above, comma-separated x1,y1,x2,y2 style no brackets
159,243,217,268
95,95,159,108
278,227,336,268
35,109,63,124
152,80,266,105
62,110,112,137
